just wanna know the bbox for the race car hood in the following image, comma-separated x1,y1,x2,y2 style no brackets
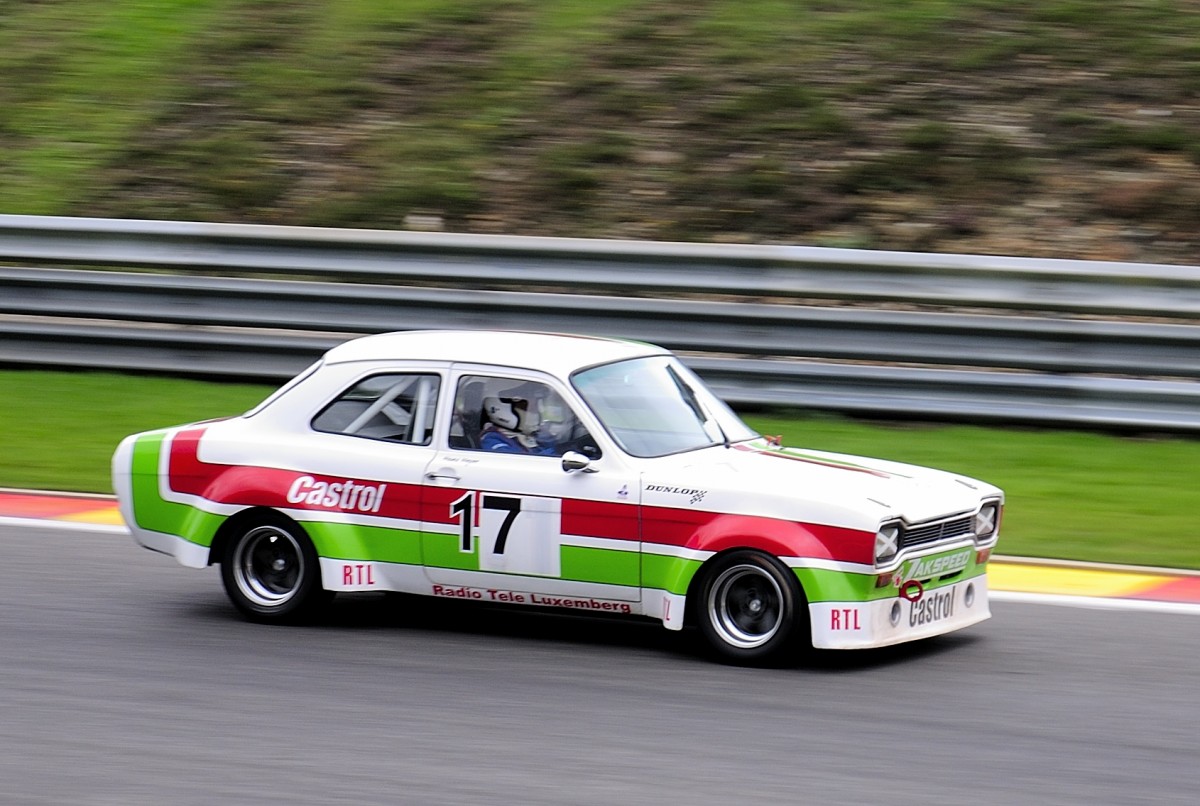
639,438,999,532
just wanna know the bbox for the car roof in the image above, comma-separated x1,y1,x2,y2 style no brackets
321,330,668,377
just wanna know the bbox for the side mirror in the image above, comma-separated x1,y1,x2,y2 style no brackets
561,451,597,473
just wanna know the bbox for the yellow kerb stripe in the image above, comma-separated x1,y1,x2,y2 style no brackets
990,563,1164,598
62,508,126,526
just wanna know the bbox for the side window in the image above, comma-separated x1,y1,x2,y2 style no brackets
312,373,440,445
449,375,599,458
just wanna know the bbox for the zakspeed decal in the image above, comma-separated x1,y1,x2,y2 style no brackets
904,548,971,580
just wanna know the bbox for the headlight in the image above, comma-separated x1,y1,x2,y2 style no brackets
973,502,999,540
874,523,900,564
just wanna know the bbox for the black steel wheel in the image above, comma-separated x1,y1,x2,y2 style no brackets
698,550,808,665
220,514,331,623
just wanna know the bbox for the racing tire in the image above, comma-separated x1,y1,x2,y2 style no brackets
220,514,332,624
698,550,809,666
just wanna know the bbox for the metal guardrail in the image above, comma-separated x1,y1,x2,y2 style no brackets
2,214,1200,431
6,267,1200,377
3,214,1200,316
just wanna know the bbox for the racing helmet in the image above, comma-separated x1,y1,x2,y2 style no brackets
482,396,520,430
494,382,551,433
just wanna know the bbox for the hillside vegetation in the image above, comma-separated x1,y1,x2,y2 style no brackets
3,0,1200,263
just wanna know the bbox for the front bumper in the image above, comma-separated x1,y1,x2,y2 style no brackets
809,576,990,649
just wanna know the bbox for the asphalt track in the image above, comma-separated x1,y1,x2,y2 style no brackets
3,492,1200,805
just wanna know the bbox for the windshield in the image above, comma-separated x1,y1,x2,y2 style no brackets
572,356,758,457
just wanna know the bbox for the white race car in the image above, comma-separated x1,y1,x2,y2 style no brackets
113,330,1002,665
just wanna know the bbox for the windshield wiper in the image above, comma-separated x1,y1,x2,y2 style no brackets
666,365,731,449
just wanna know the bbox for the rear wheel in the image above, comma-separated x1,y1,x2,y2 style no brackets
698,551,808,666
220,514,331,623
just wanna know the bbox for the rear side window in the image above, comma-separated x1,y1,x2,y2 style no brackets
312,373,440,445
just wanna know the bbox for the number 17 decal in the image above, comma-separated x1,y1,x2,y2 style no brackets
450,492,521,553
448,491,563,577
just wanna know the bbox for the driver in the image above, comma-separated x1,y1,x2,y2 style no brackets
480,383,559,455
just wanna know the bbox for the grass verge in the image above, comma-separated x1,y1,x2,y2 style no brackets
0,371,271,492
2,370,1197,569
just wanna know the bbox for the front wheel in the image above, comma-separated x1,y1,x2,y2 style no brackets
698,551,809,666
220,514,331,623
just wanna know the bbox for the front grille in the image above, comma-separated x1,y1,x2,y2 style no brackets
900,515,973,549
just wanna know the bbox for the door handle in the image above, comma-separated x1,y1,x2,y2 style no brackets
425,469,461,483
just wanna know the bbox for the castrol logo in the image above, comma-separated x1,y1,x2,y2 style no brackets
285,475,387,513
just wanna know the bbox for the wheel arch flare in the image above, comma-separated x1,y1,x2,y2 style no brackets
646,511,865,635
